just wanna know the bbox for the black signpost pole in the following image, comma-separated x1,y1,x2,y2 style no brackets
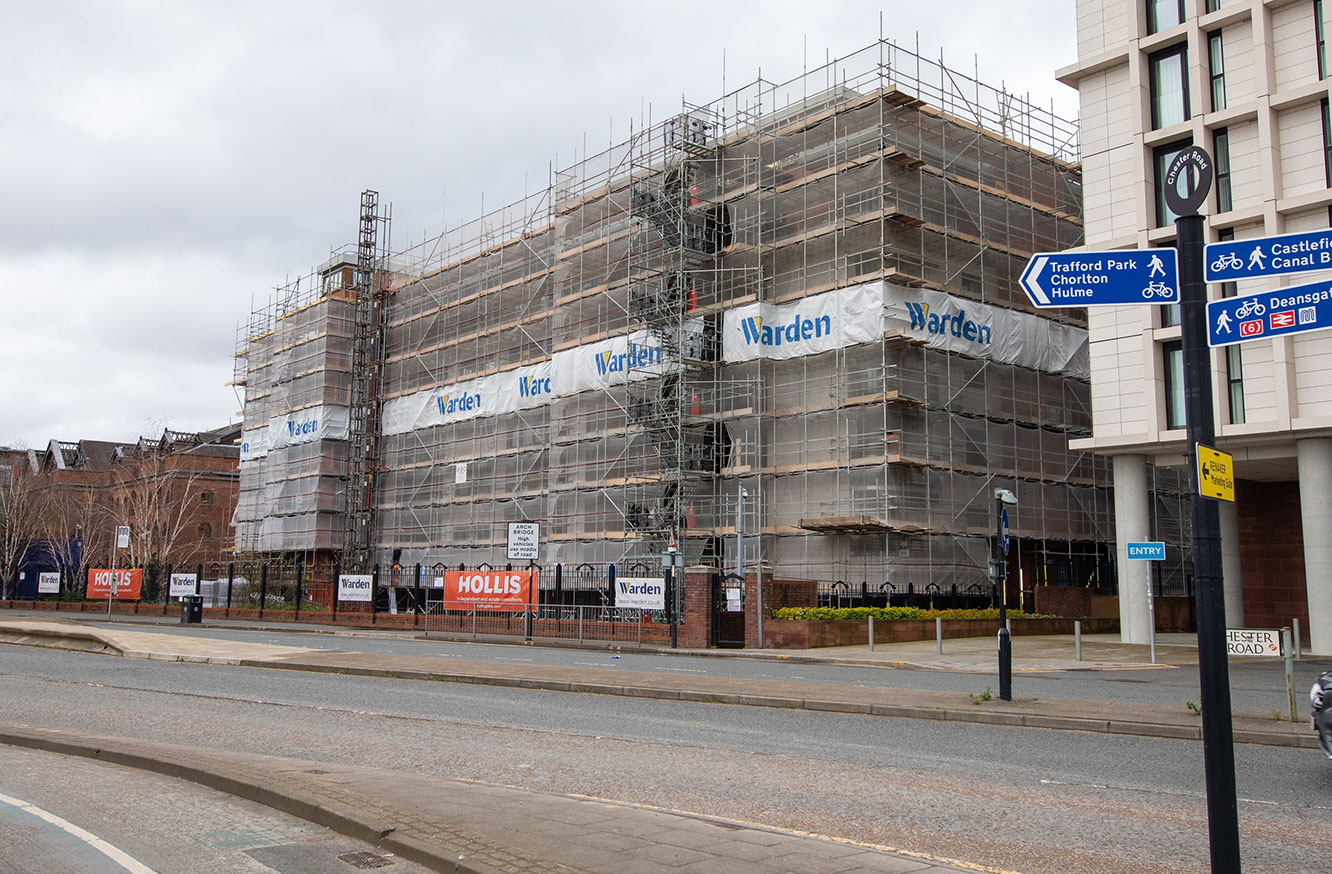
1170,146,1241,874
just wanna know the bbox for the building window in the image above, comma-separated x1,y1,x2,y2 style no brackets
198,522,212,540
200,490,214,505
1148,0,1185,33
1163,341,1186,430
1318,0,1327,79
1208,31,1226,111
1150,45,1190,129
1214,128,1232,212
1206,0,1221,11
1226,346,1246,424
1323,98,1332,186
1217,227,1238,298
1154,139,1191,226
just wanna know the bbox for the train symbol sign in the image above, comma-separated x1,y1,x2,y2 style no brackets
1207,278,1332,347
1020,249,1179,308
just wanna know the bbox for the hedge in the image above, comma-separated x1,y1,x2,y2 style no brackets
770,606,1053,621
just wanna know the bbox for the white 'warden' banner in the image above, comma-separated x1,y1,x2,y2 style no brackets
883,286,1089,378
243,405,350,459
722,283,884,362
382,327,689,436
246,283,1088,443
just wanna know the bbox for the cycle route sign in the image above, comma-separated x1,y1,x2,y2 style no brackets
1205,228,1332,283
1206,277,1332,347
1019,249,1179,308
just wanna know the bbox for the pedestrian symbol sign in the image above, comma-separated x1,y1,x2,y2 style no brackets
1197,444,1235,503
1205,228,1332,283
1020,249,1179,308
1206,278,1332,347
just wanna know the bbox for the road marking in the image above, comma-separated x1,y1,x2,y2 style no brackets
1038,779,1332,810
0,790,159,873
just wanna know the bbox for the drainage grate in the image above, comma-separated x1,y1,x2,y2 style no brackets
303,768,330,774
338,851,396,869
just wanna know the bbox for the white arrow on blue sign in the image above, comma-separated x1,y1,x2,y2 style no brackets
1204,228,1332,283
1020,249,1179,308
1206,279,1332,347
1001,508,1010,556
1126,542,1166,560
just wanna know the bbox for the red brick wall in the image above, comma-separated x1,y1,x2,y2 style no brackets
1238,479,1308,637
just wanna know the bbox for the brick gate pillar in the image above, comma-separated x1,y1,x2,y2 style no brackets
743,566,773,649
681,567,714,648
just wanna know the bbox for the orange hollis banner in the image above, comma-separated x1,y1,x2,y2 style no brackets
443,569,537,612
87,569,143,600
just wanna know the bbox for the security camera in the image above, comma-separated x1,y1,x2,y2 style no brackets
994,488,1018,505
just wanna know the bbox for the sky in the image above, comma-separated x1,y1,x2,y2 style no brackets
0,0,1079,448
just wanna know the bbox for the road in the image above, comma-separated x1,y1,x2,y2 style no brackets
99,619,1332,712
0,744,433,874
2,644,1330,873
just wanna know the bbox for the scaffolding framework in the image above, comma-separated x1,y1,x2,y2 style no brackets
237,37,1114,588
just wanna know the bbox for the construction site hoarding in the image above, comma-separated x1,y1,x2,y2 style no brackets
87,568,143,600
444,569,536,612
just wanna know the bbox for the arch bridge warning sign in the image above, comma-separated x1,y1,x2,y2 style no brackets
1197,444,1235,503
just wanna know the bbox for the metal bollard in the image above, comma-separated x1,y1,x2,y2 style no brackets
1284,627,1297,722
868,615,874,652
936,616,942,655
1075,619,1082,662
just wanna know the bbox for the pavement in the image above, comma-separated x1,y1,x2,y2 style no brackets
0,611,1323,874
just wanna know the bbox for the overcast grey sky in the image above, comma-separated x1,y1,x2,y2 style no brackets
0,1,1078,448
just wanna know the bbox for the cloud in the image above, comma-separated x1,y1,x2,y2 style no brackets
0,0,1077,446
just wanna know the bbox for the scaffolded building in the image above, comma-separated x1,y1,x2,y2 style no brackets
236,38,1114,591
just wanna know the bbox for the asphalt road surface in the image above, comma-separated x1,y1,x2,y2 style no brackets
3,645,1330,873
0,744,433,874
100,619,1332,712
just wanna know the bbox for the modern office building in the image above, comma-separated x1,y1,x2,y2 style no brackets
1059,0,1332,652
235,37,1111,604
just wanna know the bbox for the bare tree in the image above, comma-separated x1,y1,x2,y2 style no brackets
0,459,38,599
40,485,108,597
112,453,207,599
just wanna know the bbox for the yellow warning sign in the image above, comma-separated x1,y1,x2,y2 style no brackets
1197,444,1235,502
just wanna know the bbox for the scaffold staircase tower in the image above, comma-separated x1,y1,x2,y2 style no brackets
343,189,390,572
621,107,735,565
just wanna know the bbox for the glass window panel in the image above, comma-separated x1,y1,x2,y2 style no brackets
1148,0,1185,33
1163,341,1186,430
1209,32,1226,111
1151,46,1189,129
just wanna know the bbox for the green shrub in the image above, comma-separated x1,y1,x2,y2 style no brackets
770,606,1052,621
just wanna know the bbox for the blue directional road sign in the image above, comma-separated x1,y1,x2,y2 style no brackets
1207,278,1332,347
1126,541,1166,561
1205,228,1332,283
1020,249,1179,308
1000,508,1010,556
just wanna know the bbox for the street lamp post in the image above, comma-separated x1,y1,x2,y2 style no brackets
992,488,1018,701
